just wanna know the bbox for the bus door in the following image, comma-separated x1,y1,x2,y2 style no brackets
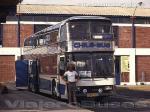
115,56,121,85
58,55,67,97
28,60,39,92
16,60,29,89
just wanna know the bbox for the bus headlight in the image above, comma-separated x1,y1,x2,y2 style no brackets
98,88,103,93
104,86,112,90
83,89,87,94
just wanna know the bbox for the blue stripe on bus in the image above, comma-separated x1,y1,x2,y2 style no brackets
57,84,66,95
39,78,52,91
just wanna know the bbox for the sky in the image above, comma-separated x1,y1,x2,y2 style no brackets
21,0,150,8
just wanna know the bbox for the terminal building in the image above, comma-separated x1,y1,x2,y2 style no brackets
0,3,150,85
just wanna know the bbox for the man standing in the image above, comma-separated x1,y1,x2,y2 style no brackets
63,63,79,104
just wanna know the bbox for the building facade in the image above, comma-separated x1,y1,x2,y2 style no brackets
0,4,150,85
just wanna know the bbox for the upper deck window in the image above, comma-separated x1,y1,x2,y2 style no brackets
91,21,111,34
69,19,112,40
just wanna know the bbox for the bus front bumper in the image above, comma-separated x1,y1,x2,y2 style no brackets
75,85,115,97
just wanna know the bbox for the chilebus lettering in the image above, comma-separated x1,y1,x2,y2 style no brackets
74,42,111,48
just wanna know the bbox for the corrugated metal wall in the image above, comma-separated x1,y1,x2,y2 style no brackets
22,0,150,8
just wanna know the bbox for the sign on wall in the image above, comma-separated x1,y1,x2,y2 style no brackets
121,56,129,72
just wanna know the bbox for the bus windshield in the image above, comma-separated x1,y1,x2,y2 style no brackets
72,53,114,78
69,20,112,40
93,53,114,78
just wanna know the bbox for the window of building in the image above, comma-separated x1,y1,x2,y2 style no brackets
34,25,50,33
113,26,119,46
110,17,120,23
119,17,131,23
110,17,149,24
135,18,146,24
0,25,2,47
146,18,150,24
6,16,17,21
34,16,48,22
20,16,34,21
47,15,69,22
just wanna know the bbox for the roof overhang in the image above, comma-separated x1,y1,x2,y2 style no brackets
17,4,150,17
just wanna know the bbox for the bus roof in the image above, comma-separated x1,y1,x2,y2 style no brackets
64,16,110,21
25,16,111,40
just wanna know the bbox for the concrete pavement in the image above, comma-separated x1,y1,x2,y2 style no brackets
0,83,92,112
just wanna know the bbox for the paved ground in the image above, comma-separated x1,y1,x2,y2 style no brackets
0,84,150,112
0,84,92,112
116,85,150,99
92,85,150,112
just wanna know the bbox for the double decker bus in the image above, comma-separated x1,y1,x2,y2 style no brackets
23,16,115,100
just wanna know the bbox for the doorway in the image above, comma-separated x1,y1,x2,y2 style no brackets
115,56,121,85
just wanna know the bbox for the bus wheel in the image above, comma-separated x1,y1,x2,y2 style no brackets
28,78,32,91
30,82,35,92
28,78,36,93
52,79,56,97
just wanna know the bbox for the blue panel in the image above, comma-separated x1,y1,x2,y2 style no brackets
115,57,120,85
57,84,66,95
16,60,28,87
39,78,51,91
115,73,120,85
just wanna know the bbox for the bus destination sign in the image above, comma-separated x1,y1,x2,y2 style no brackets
72,41,113,51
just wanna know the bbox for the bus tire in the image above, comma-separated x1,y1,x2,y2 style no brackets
28,77,32,91
28,77,37,93
52,79,56,97
30,81,35,92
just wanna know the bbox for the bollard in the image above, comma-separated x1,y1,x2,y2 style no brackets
141,71,145,85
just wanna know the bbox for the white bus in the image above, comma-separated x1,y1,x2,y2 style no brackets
23,16,115,100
